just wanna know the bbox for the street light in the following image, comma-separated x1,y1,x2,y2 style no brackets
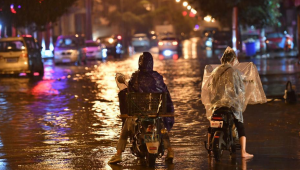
204,15,212,22
187,5,191,10
183,1,188,7
191,8,197,14
176,0,181,2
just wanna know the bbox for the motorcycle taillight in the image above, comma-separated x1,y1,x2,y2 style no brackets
212,117,223,121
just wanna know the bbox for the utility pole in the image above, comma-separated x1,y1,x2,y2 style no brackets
86,0,92,40
295,0,300,63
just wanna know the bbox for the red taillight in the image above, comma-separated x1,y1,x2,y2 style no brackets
117,35,122,40
82,48,87,53
159,54,164,60
20,53,28,57
149,147,157,150
214,136,219,138
212,117,222,120
172,41,178,46
22,35,32,38
158,41,163,46
173,54,178,60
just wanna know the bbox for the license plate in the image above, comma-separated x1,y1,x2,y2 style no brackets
210,120,223,128
62,59,71,63
6,58,18,63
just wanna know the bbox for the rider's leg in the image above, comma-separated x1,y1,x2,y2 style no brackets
234,119,253,158
239,136,253,158
207,127,212,147
109,118,135,163
162,132,174,160
115,118,135,154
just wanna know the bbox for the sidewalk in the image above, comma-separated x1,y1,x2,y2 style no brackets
239,50,298,59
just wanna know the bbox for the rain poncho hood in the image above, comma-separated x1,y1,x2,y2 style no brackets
128,52,175,131
138,52,153,72
201,48,267,122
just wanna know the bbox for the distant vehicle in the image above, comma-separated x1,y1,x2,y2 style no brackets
85,40,103,60
131,33,150,52
200,29,218,49
96,35,123,58
212,31,232,53
158,37,180,59
54,35,87,65
265,32,293,52
149,31,158,47
0,35,44,77
155,25,175,40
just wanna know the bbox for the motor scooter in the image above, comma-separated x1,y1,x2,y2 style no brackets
204,107,241,161
116,73,173,167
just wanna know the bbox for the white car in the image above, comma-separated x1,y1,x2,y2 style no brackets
85,40,102,60
0,36,44,77
54,35,87,65
131,33,150,51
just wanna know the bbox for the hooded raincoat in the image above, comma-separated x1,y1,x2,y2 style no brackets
128,52,175,131
201,47,267,123
202,63,245,122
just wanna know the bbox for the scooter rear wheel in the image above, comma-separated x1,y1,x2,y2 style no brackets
212,131,223,161
146,152,156,167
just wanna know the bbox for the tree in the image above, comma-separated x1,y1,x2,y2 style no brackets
0,0,77,33
189,0,281,28
99,0,154,48
100,0,196,48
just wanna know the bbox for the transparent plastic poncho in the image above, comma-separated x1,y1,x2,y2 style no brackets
201,62,267,122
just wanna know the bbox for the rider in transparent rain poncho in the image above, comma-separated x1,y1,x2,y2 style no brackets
202,47,254,158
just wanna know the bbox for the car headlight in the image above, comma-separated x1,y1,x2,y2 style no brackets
163,50,172,56
205,40,212,47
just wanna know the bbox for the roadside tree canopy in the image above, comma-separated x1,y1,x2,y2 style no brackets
189,0,281,28
0,0,77,31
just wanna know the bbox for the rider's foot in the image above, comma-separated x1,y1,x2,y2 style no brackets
108,154,122,164
165,150,174,162
241,152,254,159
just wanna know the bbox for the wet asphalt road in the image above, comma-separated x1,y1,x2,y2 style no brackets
0,41,300,170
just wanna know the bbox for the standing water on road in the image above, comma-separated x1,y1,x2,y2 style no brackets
0,44,300,169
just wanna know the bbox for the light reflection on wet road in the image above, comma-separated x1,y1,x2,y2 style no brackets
0,39,299,169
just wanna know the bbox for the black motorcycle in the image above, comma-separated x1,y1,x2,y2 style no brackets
204,107,241,161
116,73,173,167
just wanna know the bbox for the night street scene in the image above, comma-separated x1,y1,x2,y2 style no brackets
0,0,300,169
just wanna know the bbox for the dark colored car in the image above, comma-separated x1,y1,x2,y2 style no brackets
96,35,123,58
212,31,232,53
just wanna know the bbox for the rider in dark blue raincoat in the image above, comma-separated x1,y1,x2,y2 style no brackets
109,52,175,164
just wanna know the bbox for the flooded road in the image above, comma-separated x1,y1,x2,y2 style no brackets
0,42,300,170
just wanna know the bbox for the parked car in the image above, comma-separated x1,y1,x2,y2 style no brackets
265,32,293,52
212,31,232,53
96,35,123,58
85,40,102,60
0,35,44,77
158,37,181,59
131,33,150,52
54,35,86,65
